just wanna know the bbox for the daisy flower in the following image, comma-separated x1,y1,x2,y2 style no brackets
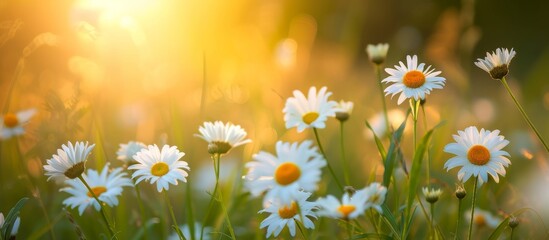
474,48,516,80
195,121,252,155
334,100,354,122
0,109,36,140
44,141,95,180
245,140,326,204
0,213,20,238
129,144,190,192
316,187,370,220
259,190,317,238
168,223,213,240
465,208,501,229
283,86,338,133
363,182,387,213
444,126,511,186
383,55,446,105
61,164,133,215
116,141,146,163
366,43,389,65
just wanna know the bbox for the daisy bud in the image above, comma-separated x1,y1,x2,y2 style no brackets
366,43,389,65
344,186,356,196
422,187,442,204
508,216,519,229
335,100,353,122
455,185,467,199
208,141,231,155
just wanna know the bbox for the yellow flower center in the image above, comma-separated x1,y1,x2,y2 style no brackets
275,162,301,185
87,186,107,197
151,162,170,176
474,215,487,227
302,112,319,125
467,145,491,166
278,201,298,219
337,205,356,219
3,113,19,128
403,70,426,88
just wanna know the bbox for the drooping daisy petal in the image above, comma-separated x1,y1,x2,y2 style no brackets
129,144,190,192
382,55,446,105
44,141,95,180
195,121,251,154
245,140,326,204
444,126,511,186
0,108,37,140
259,190,317,238
283,86,338,132
61,163,133,215
474,48,516,80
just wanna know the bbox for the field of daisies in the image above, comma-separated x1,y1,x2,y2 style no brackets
2,1,549,240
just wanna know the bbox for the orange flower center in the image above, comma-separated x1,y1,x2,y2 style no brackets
403,70,426,88
467,145,491,165
337,205,356,219
151,162,170,176
87,186,107,197
3,113,19,128
275,162,301,185
278,201,298,219
302,112,319,125
474,215,487,227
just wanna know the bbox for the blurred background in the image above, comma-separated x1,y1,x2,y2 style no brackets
1,0,549,238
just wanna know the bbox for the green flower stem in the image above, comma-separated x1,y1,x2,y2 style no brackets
133,181,149,240
467,178,479,240
185,179,196,240
375,65,391,137
501,77,549,154
295,218,310,240
346,220,353,239
200,154,220,240
163,190,185,240
77,175,118,239
313,128,344,191
213,154,237,240
421,105,431,187
510,227,515,240
430,202,435,239
339,122,351,186
454,198,463,240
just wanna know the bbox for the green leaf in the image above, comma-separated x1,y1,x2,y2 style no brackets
381,204,402,240
382,116,408,188
403,121,445,237
1,197,28,240
365,120,387,160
